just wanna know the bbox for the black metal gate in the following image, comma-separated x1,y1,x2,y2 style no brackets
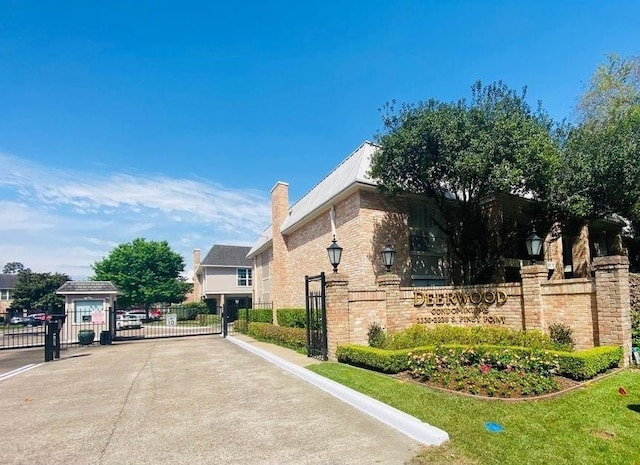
112,305,222,342
305,272,327,361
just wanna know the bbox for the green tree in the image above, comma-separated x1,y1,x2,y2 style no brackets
553,55,640,269
3,262,27,274
371,81,561,284
577,53,640,125
92,238,192,311
9,270,69,313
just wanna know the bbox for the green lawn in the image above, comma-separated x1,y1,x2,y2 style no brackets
308,363,640,465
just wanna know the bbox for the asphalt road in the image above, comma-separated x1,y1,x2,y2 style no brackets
0,336,422,465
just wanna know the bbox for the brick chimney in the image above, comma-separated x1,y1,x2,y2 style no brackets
193,248,201,299
270,182,289,310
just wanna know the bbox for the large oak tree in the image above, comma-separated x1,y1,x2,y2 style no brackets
370,81,562,284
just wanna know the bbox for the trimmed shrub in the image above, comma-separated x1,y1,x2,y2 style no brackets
245,308,273,324
246,322,306,350
384,324,561,350
548,322,574,350
552,346,622,380
337,343,622,380
367,322,387,348
336,345,418,373
276,308,306,328
173,305,199,321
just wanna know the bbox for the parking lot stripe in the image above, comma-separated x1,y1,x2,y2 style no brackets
0,364,41,382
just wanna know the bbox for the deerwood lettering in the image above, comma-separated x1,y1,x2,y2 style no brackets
413,290,508,307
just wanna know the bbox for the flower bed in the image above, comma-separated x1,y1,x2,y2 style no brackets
407,346,562,397
337,343,622,399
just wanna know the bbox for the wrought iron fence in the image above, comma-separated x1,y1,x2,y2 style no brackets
113,306,222,341
1,312,48,350
228,302,273,336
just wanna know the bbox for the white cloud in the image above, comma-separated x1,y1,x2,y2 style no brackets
0,152,271,277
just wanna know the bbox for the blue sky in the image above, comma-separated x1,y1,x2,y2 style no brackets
1,0,638,279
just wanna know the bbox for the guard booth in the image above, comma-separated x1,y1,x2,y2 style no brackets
56,281,119,346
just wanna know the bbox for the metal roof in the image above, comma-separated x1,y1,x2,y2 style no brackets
246,141,379,259
280,141,378,233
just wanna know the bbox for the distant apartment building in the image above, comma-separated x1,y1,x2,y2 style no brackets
192,244,253,313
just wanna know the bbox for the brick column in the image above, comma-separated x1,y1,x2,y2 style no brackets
594,255,632,366
520,264,548,332
377,273,400,333
325,273,349,360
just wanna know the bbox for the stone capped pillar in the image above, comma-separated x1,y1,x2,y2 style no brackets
325,273,349,360
520,264,548,332
594,255,632,366
377,273,400,333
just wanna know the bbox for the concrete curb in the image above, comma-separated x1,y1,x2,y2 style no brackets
227,336,449,446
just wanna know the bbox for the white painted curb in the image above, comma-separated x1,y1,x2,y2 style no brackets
227,336,449,446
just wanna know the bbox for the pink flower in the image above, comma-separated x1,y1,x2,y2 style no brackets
480,364,491,374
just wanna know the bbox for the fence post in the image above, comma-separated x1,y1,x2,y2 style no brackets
222,305,228,338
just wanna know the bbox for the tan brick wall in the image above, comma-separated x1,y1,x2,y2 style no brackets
269,189,409,308
271,182,291,310
324,261,630,362
541,279,597,348
593,255,632,364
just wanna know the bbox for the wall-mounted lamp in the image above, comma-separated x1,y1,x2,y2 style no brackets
525,228,543,264
380,240,396,273
327,235,343,273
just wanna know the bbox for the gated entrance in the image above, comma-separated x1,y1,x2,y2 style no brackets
112,305,222,342
305,273,328,361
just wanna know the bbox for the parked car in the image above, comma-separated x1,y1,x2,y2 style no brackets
116,314,143,330
9,316,25,325
20,317,44,327
127,310,161,322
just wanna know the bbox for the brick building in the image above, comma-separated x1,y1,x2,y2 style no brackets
247,141,624,309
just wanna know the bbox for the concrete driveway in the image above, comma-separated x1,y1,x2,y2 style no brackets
0,337,422,465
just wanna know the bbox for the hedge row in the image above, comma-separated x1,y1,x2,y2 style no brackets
336,343,622,380
244,309,273,323
239,308,306,327
382,324,564,351
246,322,306,350
551,346,624,380
276,308,306,328
336,345,417,373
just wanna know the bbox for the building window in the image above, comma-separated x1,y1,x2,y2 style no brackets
0,289,10,300
409,202,447,286
74,299,103,324
237,268,252,287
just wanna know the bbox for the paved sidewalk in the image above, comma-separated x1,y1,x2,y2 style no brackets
0,336,423,465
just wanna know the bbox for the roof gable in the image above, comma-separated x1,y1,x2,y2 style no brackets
201,245,253,267
279,141,379,233
246,141,380,258
57,281,119,294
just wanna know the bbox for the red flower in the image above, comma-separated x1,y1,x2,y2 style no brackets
480,364,491,374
